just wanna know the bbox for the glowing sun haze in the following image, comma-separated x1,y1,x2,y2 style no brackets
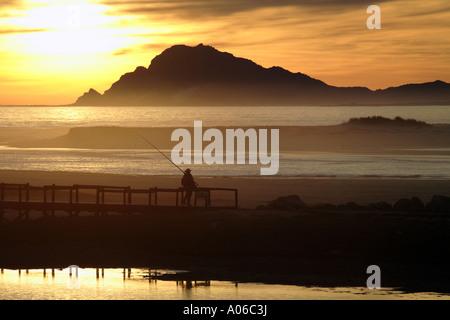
1,0,449,105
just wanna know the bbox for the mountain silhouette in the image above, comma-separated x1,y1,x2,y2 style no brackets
74,44,450,106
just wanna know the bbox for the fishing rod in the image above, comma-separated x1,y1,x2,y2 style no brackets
136,132,185,174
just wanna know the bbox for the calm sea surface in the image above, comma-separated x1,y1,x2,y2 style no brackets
0,105,449,128
0,105,449,178
1,268,448,300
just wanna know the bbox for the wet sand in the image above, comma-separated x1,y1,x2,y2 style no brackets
1,170,450,293
5,124,450,154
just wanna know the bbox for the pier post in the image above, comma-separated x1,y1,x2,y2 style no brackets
75,185,79,216
122,268,131,279
127,187,132,215
43,186,47,217
25,183,30,220
51,184,56,217
69,186,73,216
18,184,22,220
0,183,4,222
96,187,100,216
101,187,105,216
127,187,132,205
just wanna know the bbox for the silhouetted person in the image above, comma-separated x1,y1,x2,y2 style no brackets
182,168,198,206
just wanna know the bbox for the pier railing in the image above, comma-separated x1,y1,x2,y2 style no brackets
0,183,238,222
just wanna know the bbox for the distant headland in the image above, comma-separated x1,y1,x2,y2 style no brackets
74,44,450,106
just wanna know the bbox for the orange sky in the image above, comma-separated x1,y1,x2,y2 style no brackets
1,0,449,105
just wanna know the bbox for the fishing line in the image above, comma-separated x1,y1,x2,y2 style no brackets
136,132,185,174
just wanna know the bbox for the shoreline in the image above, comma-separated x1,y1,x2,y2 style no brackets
1,170,450,209
0,169,449,293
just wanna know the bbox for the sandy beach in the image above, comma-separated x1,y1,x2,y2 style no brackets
1,169,450,293
1,121,450,293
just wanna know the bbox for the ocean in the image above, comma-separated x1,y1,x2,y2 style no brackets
1,105,450,128
0,105,449,178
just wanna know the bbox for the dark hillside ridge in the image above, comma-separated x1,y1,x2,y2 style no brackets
74,44,450,106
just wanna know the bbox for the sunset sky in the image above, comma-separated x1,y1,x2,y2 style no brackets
1,0,449,105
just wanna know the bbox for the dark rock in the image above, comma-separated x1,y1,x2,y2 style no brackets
266,195,307,211
369,201,392,210
336,202,364,210
393,198,410,211
393,197,424,211
425,195,450,213
346,116,430,128
410,196,425,209
313,203,337,210
75,88,103,106
346,202,363,210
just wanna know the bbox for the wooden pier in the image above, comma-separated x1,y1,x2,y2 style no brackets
0,183,238,222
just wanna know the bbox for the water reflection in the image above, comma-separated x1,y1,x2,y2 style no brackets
0,267,449,300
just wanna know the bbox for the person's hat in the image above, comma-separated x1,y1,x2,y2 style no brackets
185,168,191,173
